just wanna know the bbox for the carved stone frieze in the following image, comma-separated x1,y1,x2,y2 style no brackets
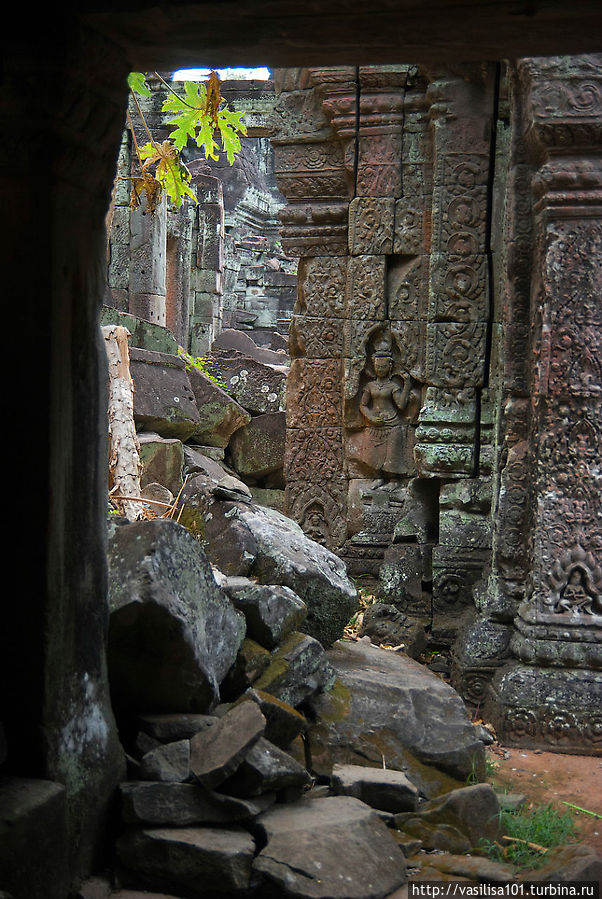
296,256,348,318
429,252,488,322
286,359,342,429
289,315,344,360
345,255,387,320
285,427,345,484
285,479,347,550
489,664,602,753
387,255,428,322
425,322,487,387
348,197,395,255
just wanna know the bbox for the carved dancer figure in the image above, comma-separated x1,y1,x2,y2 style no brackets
348,345,411,478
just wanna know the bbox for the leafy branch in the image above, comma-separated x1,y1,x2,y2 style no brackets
125,71,247,212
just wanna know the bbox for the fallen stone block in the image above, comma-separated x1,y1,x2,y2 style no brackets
130,347,200,441
211,346,287,414
412,852,515,882
394,783,501,852
331,763,419,813
359,604,428,659
107,518,246,714
137,713,219,743
306,638,485,793
228,411,286,481
186,365,251,448
0,778,68,899
219,638,272,700
241,688,308,749
252,795,406,899
138,433,184,497
220,736,311,798
253,631,336,709
139,739,190,783
518,844,602,882
120,781,274,826
116,826,255,895
203,500,358,646
224,583,307,649
189,699,266,789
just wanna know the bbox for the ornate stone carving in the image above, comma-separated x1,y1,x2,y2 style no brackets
285,427,345,484
388,255,428,322
414,387,477,477
429,252,488,322
285,480,347,550
425,322,487,387
345,255,387,320
296,256,347,318
286,359,342,429
289,315,344,359
546,544,602,616
345,328,415,478
348,198,395,255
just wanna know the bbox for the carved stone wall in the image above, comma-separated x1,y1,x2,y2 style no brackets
278,63,499,644
488,55,602,753
277,60,602,753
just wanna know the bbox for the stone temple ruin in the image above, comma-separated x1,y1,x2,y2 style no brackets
4,5,602,897
273,59,602,754
107,59,602,758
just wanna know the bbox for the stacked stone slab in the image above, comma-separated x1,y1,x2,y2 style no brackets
103,514,534,898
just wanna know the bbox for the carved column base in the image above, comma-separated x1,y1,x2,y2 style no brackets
487,663,602,755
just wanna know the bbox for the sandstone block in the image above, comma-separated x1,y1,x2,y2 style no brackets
331,763,419,813
189,700,266,788
253,795,406,899
107,518,245,714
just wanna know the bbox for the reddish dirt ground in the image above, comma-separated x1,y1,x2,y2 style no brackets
486,745,602,855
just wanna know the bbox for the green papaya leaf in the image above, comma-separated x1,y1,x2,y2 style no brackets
128,72,151,97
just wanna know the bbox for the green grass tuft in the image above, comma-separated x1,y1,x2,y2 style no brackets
482,803,578,870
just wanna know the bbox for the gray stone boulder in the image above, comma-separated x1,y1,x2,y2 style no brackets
138,433,184,496
116,826,256,895
306,639,485,794
331,764,419,813
139,740,190,783
224,582,307,649
120,782,274,827
219,638,272,699
358,603,428,658
212,329,289,368
220,736,311,798
211,347,287,414
228,411,286,482
130,347,201,441
518,844,602,883
394,783,502,853
136,713,219,743
253,631,336,709
107,518,245,714
186,364,251,448
241,689,308,749
189,700,266,789
202,500,358,647
252,796,406,899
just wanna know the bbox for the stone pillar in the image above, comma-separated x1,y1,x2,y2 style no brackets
1,24,127,893
189,173,225,353
489,55,602,752
276,67,357,551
